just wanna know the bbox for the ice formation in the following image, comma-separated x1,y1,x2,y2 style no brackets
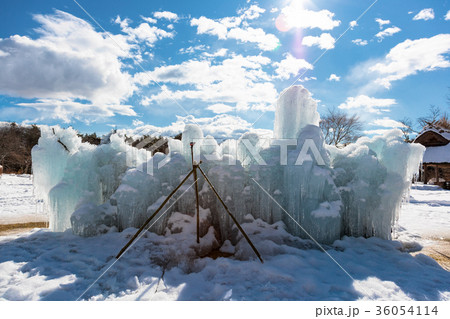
32,85,425,248
274,86,320,139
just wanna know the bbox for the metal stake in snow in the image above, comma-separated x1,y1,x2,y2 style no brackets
116,141,264,263
190,142,201,244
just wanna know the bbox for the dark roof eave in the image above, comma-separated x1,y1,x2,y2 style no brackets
422,162,450,164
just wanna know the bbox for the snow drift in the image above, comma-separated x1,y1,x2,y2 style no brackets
32,86,425,248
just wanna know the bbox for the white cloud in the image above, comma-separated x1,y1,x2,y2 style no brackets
17,99,135,123
191,17,228,39
302,33,335,50
349,20,358,29
279,2,341,31
238,5,265,20
207,103,234,114
218,16,242,28
369,34,450,88
203,48,228,57
141,16,157,24
132,119,144,126
120,114,273,140
153,11,179,22
375,26,401,41
352,39,368,46
302,76,316,82
179,44,209,54
413,8,435,21
445,10,450,20
363,129,398,136
115,16,174,46
273,53,313,80
375,18,390,29
0,10,138,122
338,95,397,113
270,8,279,13
291,76,316,83
369,117,406,128
191,15,279,50
138,55,277,110
227,27,279,50
328,74,340,81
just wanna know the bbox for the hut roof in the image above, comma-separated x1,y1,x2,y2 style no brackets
414,127,450,145
415,127,450,164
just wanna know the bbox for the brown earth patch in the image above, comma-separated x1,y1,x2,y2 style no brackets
0,222,48,236
411,240,450,271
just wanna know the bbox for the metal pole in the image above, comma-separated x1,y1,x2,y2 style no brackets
197,166,264,264
190,143,201,244
116,169,195,259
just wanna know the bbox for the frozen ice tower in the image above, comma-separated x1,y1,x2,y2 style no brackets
274,86,320,139
32,85,425,248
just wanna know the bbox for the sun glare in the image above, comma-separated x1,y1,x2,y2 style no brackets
275,0,314,32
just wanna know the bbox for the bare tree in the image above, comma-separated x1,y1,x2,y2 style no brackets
418,105,450,130
398,117,416,143
320,108,363,147
417,105,441,128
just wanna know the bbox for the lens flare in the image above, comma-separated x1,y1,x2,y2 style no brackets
275,13,291,32
291,29,305,59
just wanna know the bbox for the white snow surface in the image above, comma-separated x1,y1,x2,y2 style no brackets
423,144,450,164
0,175,449,301
0,174,46,224
398,184,450,240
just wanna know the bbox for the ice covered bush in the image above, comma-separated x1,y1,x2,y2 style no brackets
32,85,425,247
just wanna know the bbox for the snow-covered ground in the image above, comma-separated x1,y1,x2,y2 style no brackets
0,175,449,301
398,184,450,241
0,174,47,224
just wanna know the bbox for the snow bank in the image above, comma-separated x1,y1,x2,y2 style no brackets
32,85,425,248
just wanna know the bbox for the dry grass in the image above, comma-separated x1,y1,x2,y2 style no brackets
411,240,450,271
0,222,48,236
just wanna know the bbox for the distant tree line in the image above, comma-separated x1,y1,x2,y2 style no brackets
78,132,102,145
0,123,41,174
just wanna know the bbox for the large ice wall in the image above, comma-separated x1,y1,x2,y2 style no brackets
32,85,425,246
32,129,148,231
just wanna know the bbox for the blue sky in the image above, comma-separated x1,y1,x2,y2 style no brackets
0,0,449,137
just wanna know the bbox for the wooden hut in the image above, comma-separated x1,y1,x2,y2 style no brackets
414,127,450,187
